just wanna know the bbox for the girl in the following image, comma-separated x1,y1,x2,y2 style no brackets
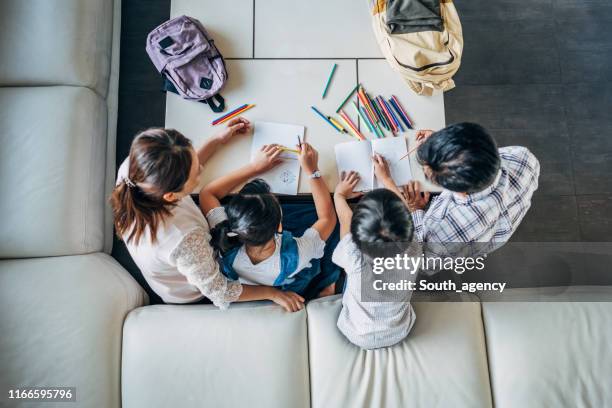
200,143,340,299
332,155,417,349
110,118,305,312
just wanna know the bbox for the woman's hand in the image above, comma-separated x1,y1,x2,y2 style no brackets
269,289,305,312
402,181,431,212
335,171,362,199
214,117,252,144
415,129,434,144
373,153,392,182
297,143,319,174
252,144,282,173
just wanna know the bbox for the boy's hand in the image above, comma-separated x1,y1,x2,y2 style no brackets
215,117,252,144
252,144,282,173
335,171,362,198
415,129,434,143
402,181,430,212
297,142,319,174
270,289,305,312
373,153,392,182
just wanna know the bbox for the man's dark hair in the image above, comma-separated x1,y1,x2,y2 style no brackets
417,122,501,193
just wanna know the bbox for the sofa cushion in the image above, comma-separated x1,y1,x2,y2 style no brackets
0,0,114,96
0,86,107,258
481,286,612,408
306,295,493,408
0,253,147,408
122,302,310,408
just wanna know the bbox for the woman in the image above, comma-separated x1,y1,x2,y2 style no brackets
110,117,305,312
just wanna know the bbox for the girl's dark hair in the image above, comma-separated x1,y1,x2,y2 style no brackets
417,122,501,193
110,128,193,244
350,189,414,258
211,179,282,254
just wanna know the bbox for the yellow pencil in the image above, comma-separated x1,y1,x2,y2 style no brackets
279,146,300,154
327,116,348,133
337,115,361,140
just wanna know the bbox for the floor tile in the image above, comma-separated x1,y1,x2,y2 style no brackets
254,0,381,58
493,128,574,196
165,59,359,192
445,84,566,130
577,195,612,241
563,83,612,127
569,126,612,195
170,0,253,58
357,59,445,191
511,194,580,242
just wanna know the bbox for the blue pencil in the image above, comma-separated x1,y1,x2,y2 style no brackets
383,98,403,132
385,98,405,132
322,63,337,98
311,106,341,132
389,98,412,129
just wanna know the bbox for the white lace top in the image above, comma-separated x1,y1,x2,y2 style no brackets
116,159,242,307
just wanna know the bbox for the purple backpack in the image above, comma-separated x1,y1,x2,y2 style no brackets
146,15,227,112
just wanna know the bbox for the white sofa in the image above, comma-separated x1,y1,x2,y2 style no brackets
1,1,611,408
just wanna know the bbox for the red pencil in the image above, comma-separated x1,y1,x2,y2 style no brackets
212,104,251,125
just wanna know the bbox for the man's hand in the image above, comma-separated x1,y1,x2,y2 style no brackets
298,142,319,174
214,117,252,144
269,289,305,312
335,171,362,199
373,153,392,182
252,144,282,173
402,181,430,212
415,129,434,144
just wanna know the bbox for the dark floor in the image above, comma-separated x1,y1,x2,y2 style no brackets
113,0,612,298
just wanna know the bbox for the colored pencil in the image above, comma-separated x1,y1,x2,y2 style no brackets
358,87,377,123
337,115,360,140
297,134,302,147
369,95,387,130
311,106,342,132
339,110,365,140
378,97,397,133
322,63,337,98
212,104,250,125
279,146,300,154
391,95,414,128
328,116,348,133
336,84,360,113
353,101,373,133
385,98,405,132
372,97,390,130
389,98,410,129
360,105,376,134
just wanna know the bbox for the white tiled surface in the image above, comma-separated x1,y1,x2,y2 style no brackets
165,59,358,193
171,0,253,58
166,1,446,193
255,0,382,58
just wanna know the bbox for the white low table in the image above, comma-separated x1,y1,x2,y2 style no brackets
164,1,446,194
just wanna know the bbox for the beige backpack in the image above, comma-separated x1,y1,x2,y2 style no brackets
369,0,463,96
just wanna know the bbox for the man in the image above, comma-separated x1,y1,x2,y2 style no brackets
403,122,540,254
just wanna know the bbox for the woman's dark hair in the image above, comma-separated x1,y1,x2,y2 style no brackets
417,122,501,193
351,189,414,258
211,179,282,254
110,128,193,244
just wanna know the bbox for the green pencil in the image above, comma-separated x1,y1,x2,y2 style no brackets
336,84,360,113
322,63,337,98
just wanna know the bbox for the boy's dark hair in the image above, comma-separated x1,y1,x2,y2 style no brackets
417,122,501,193
211,179,282,254
350,189,414,258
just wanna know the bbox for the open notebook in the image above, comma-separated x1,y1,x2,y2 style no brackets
335,137,413,191
250,121,305,195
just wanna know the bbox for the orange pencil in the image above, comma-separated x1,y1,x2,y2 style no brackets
339,110,365,140
212,104,255,125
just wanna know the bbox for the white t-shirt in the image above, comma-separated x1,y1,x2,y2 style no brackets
210,205,326,285
333,234,416,349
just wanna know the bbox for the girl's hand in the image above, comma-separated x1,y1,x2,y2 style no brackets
215,117,252,144
335,171,362,198
373,153,392,182
269,289,305,312
402,181,431,212
297,142,319,174
252,144,282,173
415,129,434,143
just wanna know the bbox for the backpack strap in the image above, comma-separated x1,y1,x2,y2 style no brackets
220,247,241,281
203,94,225,113
273,232,299,287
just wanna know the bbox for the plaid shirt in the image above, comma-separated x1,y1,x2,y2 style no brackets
412,146,540,250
